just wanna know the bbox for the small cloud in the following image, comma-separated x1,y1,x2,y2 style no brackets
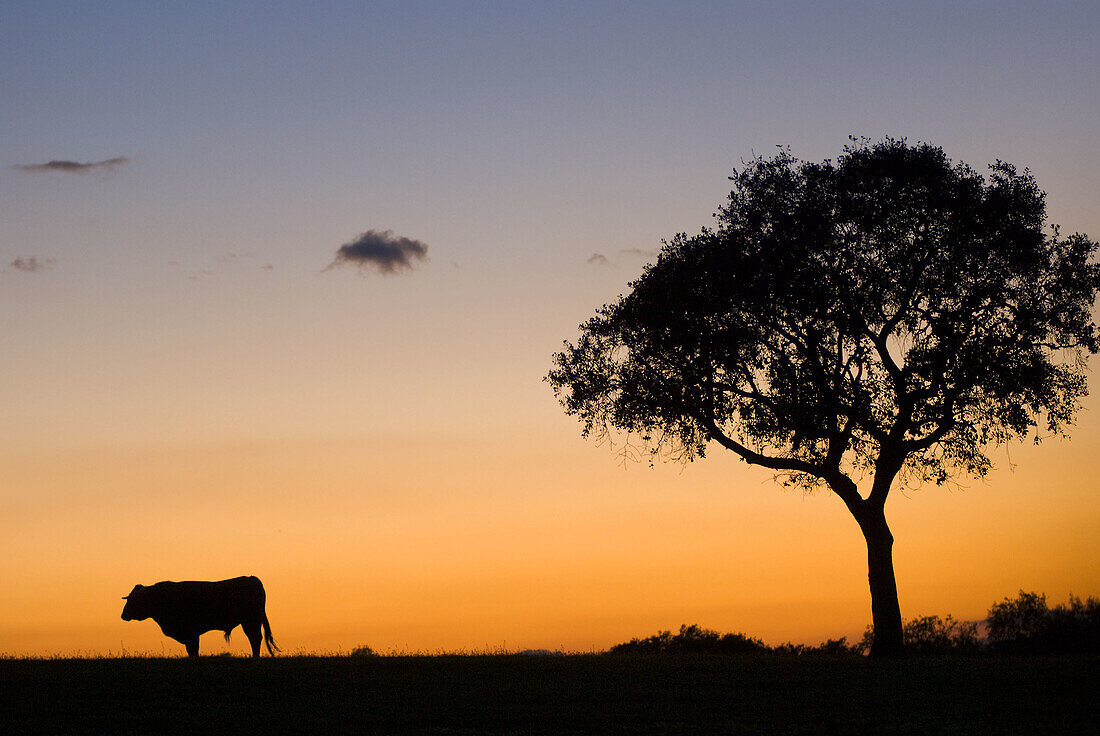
13,156,128,174
172,252,263,281
216,251,252,264
327,229,429,275
587,253,610,266
9,256,54,273
619,248,658,258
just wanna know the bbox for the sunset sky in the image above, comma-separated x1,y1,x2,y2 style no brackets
2,1,1098,656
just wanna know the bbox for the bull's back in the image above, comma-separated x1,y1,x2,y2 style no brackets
152,576,267,634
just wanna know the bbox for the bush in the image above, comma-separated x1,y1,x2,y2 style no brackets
987,591,1050,645
609,624,767,655
772,638,859,656
611,591,1100,658
905,616,981,654
610,625,858,656
987,591,1100,654
856,615,981,655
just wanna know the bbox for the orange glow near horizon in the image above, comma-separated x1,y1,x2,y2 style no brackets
2,407,1097,656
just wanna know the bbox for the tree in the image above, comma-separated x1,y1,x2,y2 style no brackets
547,139,1099,657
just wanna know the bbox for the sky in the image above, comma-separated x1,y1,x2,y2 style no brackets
1,0,1098,656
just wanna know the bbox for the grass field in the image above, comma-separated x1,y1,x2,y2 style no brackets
2,653,1096,734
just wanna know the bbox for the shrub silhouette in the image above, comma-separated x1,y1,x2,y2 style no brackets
987,591,1050,648
607,592,1098,657
610,625,858,656
772,638,859,656
609,624,767,655
987,591,1100,653
856,615,980,655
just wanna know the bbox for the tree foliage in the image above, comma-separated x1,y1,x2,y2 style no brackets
549,139,1099,493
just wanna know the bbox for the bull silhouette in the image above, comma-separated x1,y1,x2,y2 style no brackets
122,575,279,657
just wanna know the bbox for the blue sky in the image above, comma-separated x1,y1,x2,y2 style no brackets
4,2,1097,277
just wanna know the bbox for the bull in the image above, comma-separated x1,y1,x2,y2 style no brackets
121,575,279,657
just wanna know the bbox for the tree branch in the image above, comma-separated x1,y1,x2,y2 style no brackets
699,415,824,477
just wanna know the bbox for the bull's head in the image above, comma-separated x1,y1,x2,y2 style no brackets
120,584,150,621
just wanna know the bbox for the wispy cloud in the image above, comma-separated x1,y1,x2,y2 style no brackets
171,251,266,281
587,248,657,267
216,251,250,264
8,256,54,273
327,230,429,275
13,156,128,174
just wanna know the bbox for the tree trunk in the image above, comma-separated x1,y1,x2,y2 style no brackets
858,504,905,657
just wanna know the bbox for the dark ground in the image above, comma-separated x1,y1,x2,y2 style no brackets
2,654,1096,735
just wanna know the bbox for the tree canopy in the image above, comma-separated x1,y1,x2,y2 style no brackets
548,138,1099,656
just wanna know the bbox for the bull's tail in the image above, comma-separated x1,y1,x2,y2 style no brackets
262,612,281,656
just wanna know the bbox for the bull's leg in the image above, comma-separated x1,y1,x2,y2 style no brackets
184,637,200,658
243,622,262,658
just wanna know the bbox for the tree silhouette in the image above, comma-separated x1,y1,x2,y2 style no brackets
547,139,1099,657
